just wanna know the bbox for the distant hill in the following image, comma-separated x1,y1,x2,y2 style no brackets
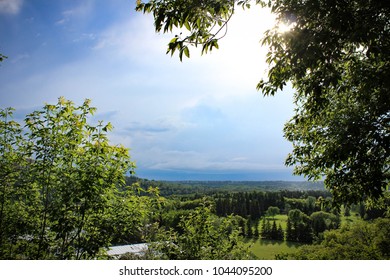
163,180,325,191
126,176,326,196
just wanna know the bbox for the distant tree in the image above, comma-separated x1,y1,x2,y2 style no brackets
253,219,260,238
285,218,294,241
286,209,313,243
344,206,351,217
277,224,284,241
305,196,317,215
284,198,306,214
238,216,246,237
266,206,280,219
260,217,271,239
359,202,366,218
310,211,340,237
297,222,313,243
246,218,253,237
271,220,278,239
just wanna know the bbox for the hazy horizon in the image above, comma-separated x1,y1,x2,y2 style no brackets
135,168,303,181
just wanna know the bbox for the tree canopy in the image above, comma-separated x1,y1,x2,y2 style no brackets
136,0,390,205
292,218,390,260
0,98,138,259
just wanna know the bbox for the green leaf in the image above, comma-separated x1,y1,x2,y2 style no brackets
184,20,191,31
183,46,190,58
196,18,201,29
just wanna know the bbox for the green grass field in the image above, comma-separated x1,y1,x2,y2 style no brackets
249,214,301,259
249,210,362,259
246,239,302,259
271,214,288,230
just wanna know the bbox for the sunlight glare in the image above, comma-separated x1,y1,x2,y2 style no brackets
276,21,296,33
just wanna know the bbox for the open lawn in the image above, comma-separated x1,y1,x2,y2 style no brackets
258,214,288,231
250,209,363,259
249,214,296,259
263,211,362,230
270,214,288,230
247,239,302,259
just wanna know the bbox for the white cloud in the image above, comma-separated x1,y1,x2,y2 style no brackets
0,0,23,15
137,146,288,172
56,0,94,25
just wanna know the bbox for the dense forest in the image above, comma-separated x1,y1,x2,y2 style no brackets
119,177,390,260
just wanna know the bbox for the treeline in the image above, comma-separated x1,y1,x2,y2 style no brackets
126,177,327,197
154,186,389,245
213,190,330,219
260,219,284,240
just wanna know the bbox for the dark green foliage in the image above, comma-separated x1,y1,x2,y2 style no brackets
260,218,270,239
237,215,247,236
253,219,260,238
161,209,191,233
271,221,277,238
266,206,280,217
214,191,285,219
292,218,390,260
277,224,284,240
261,0,390,205
285,209,342,243
284,196,319,215
285,209,313,243
354,194,390,220
260,218,284,240
344,206,351,217
150,180,326,195
245,218,253,237
285,218,293,241
151,202,250,260
310,211,340,237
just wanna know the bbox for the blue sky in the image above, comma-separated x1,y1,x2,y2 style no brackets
0,0,299,181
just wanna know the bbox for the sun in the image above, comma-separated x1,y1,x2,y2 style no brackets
276,21,296,33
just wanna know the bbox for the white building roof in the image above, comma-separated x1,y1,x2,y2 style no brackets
107,243,149,257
